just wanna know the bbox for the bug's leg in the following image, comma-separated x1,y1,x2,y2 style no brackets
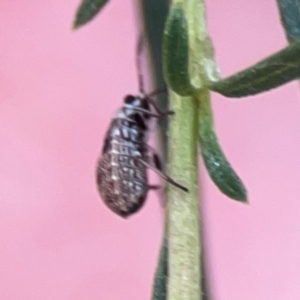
139,153,188,193
126,107,162,119
150,149,188,192
152,152,163,171
148,183,166,208
148,87,167,98
148,185,161,190
147,87,172,122
137,35,146,94
148,154,168,207
146,96,174,118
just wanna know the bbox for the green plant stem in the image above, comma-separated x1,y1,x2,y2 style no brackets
167,92,200,300
166,0,215,299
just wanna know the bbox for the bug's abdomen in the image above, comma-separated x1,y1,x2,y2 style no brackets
96,142,149,217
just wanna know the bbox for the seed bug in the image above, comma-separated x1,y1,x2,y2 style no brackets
96,36,188,218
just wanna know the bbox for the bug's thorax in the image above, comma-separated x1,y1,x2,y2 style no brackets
111,94,153,141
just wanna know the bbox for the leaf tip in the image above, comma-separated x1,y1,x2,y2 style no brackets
239,197,248,204
72,21,80,30
232,187,248,203
231,184,248,203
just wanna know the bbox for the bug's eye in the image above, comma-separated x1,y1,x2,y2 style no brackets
124,95,136,104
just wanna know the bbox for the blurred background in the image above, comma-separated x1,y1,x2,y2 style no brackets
0,0,300,299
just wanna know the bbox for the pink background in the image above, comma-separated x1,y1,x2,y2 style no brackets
0,0,299,299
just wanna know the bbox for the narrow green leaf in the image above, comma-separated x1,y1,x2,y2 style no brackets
73,0,109,29
198,91,247,201
208,41,300,97
276,0,300,43
139,0,169,159
152,229,168,300
163,4,193,96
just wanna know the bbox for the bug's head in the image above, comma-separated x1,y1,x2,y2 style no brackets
124,94,151,116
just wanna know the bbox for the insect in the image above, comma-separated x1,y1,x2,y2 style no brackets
96,37,188,218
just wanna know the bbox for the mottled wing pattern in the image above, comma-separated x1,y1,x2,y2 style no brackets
96,152,121,215
96,137,149,217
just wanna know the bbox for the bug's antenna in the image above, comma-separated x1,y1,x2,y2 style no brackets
137,35,145,94
148,87,167,98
